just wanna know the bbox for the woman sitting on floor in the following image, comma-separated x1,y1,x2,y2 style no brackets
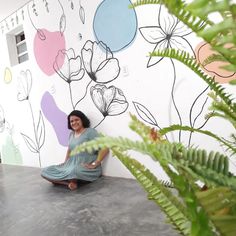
41,110,109,190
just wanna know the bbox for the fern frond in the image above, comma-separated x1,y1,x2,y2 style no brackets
131,0,212,32
159,179,174,188
150,48,236,111
211,215,236,236
158,143,236,190
196,187,236,215
130,0,161,8
180,0,236,68
187,0,230,17
71,136,236,190
159,124,236,154
112,147,191,235
197,187,236,236
129,114,165,143
208,93,236,129
70,136,160,158
191,165,236,191
202,54,227,66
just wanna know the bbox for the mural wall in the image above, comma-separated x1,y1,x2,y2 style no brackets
0,0,235,179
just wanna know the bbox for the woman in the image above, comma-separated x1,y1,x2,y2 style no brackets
41,110,109,190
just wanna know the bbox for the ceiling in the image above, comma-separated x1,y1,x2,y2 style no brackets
0,0,30,22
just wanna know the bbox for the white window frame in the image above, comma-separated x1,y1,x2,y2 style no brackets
15,31,28,64
6,25,29,66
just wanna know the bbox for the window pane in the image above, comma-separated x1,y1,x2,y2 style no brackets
17,42,27,54
18,53,29,63
16,32,25,43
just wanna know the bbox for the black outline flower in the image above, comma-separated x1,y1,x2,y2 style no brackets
139,5,194,67
17,70,32,101
90,84,128,117
81,40,120,83
53,48,85,83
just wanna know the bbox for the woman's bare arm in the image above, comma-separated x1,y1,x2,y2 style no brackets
84,148,109,169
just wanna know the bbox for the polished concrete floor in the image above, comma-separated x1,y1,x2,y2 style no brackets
0,164,178,236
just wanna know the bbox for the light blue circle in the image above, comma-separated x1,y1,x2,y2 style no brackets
93,0,137,52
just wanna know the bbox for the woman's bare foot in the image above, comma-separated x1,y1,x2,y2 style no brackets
68,181,78,190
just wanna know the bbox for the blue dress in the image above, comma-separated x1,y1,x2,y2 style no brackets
41,128,101,182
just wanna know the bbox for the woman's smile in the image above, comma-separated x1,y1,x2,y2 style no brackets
70,115,83,133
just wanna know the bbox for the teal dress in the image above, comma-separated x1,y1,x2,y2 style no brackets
41,128,101,182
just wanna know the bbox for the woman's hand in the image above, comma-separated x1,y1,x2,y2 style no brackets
83,161,100,169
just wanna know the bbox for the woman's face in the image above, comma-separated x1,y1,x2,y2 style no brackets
70,115,84,132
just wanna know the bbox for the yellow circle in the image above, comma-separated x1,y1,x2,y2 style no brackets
4,67,12,84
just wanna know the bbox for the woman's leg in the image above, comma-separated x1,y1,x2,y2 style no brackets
42,175,78,190
41,175,68,186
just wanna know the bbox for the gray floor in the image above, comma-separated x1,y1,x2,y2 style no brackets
0,164,178,236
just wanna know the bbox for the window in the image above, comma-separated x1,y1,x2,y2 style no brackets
6,25,29,66
15,31,28,64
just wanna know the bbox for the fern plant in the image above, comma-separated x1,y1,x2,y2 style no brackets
72,115,236,236
71,1,236,235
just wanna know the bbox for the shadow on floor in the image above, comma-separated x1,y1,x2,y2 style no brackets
0,164,178,236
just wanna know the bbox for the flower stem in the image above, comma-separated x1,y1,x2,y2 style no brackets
170,58,182,142
93,116,105,129
68,83,75,110
74,80,92,108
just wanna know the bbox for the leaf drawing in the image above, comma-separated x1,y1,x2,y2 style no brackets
59,14,66,35
37,111,45,149
21,133,38,153
79,5,85,24
133,101,158,126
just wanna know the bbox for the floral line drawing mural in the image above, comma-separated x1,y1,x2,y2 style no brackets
17,70,45,167
0,105,23,165
139,5,193,142
82,40,128,127
137,4,210,144
52,40,128,129
91,84,129,128
27,0,66,40
139,5,194,68
53,48,85,109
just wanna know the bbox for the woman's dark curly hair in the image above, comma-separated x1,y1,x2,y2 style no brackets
67,110,90,129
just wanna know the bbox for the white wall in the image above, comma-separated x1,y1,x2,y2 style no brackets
0,0,235,180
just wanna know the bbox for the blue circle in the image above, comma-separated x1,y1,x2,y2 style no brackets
93,0,137,52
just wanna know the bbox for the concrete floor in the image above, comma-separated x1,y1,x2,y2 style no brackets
0,164,178,236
